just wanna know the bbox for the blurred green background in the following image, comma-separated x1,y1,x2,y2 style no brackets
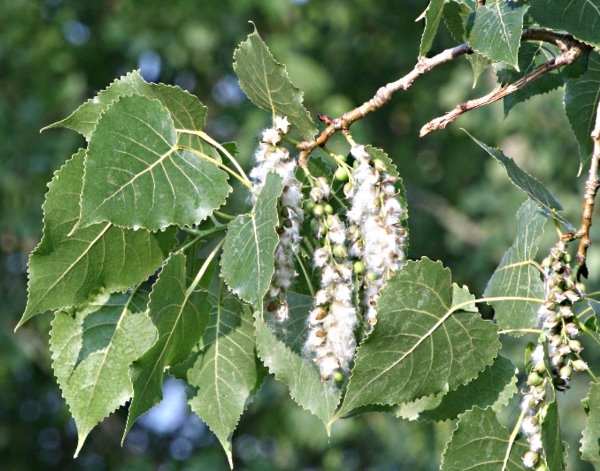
1,0,597,469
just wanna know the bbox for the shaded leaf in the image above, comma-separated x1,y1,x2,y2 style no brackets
420,355,516,422
18,150,171,327
484,199,546,333
233,29,316,140
465,132,574,231
529,0,600,49
80,95,231,231
452,283,478,313
419,0,446,56
542,400,565,471
125,253,210,435
565,52,600,164
221,173,283,307
188,281,264,468
42,70,148,139
50,290,157,456
337,258,499,416
468,0,528,69
581,382,600,469
441,407,528,470
254,292,341,428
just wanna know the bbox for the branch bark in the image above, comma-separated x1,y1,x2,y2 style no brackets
420,34,586,137
296,43,473,166
574,99,600,278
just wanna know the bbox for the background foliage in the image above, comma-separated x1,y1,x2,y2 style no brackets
1,0,597,469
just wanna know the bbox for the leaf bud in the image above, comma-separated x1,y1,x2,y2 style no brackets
334,167,349,182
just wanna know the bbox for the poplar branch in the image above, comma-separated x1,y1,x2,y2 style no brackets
419,29,587,137
297,42,474,166
574,99,600,278
419,43,584,137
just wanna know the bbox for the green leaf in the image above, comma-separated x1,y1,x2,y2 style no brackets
441,407,528,470
233,28,317,140
542,400,565,471
419,0,446,56
42,70,148,139
254,292,342,428
468,1,528,69
188,281,264,469
465,132,574,231
50,290,157,456
565,52,600,164
125,253,210,435
484,199,546,333
581,382,600,469
419,355,516,422
337,258,499,416
79,94,231,231
529,0,600,49
221,172,283,307
18,149,171,327
496,42,565,116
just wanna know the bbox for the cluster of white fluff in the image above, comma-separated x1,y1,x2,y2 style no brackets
303,179,358,380
345,144,407,326
250,116,303,321
521,240,587,469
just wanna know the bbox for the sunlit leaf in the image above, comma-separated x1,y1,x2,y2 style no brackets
337,258,499,416
484,199,546,333
468,0,528,69
50,290,157,456
441,407,528,470
80,95,231,231
419,355,516,422
221,173,283,307
188,281,264,468
18,149,172,327
233,28,317,140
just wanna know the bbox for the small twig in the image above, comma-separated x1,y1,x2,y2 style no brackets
574,99,600,278
419,44,583,136
296,43,474,166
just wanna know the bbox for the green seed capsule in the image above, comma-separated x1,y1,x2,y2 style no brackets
334,167,349,182
527,371,543,386
332,245,347,258
333,371,344,383
367,272,378,282
343,182,353,195
313,204,325,217
303,199,315,212
353,260,365,275
324,204,334,215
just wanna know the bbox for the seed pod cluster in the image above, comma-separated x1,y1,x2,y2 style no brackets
303,177,358,380
345,145,407,326
520,240,586,469
250,116,303,320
